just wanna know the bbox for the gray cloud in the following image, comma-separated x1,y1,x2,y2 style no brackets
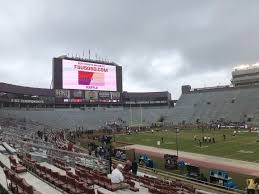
0,0,259,98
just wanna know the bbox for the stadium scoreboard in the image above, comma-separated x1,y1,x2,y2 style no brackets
53,57,123,103
53,57,122,91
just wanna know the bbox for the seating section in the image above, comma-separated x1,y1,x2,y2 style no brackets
9,155,27,174
52,158,71,171
3,167,42,194
168,86,259,124
0,112,207,194
0,107,170,130
75,163,118,191
17,153,197,194
19,155,95,194
124,173,196,194
4,85,259,127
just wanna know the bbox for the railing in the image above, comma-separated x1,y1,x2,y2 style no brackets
113,158,245,194
2,132,110,174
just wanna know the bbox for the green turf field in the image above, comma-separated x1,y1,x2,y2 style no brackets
115,128,259,162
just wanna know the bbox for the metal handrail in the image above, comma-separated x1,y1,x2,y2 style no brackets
113,158,245,194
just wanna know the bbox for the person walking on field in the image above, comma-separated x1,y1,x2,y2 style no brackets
161,137,164,143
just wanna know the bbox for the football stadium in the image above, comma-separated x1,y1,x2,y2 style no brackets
0,55,259,194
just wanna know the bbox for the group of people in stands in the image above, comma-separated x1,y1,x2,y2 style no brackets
115,150,127,161
93,146,111,160
209,120,246,129
87,135,114,160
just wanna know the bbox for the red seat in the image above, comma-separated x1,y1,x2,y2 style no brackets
13,174,23,194
3,168,15,191
85,173,94,185
75,169,81,176
66,171,79,180
21,178,31,193
45,168,53,181
73,179,86,194
66,176,77,193
77,180,90,193
128,180,139,192
97,190,106,194
60,175,71,192
101,176,108,187
84,187,95,194
49,171,58,183
9,156,27,174
39,166,46,178
34,163,41,175
54,173,66,188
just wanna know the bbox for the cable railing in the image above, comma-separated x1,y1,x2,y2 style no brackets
113,158,245,194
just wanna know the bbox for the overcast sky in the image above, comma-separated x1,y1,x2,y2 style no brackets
1,1,259,98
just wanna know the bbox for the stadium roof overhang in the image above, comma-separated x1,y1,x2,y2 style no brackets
0,82,54,97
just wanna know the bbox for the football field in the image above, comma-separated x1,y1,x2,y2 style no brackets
115,128,259,162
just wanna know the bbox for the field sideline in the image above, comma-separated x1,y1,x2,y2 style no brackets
115,128,259,162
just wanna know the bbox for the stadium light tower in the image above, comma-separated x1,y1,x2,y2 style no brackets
176,128,180,157
139,103,143,131
130,103,133,126
140,103,143,125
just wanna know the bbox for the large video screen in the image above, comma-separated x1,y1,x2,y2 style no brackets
62,59,117,91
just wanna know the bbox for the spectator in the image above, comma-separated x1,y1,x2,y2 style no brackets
246,178,257,194
111,164,129,189
121,153,126,161
146,159,154,168
115,150,121,159
132,160,138,176
123,160,132,173
111,163,116,171
139,155,143,163
94,149,98,157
